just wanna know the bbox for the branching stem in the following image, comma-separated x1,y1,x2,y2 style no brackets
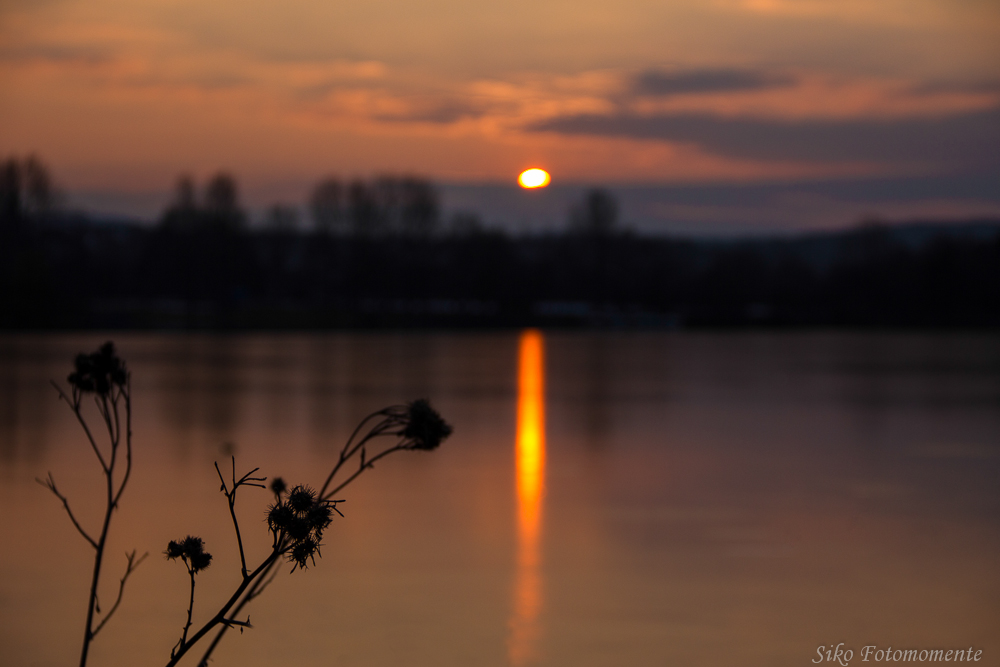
45,358,137,667
93,550,147,637
197,408,416,667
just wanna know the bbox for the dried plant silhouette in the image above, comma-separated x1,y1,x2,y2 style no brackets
39,342,147,667
41,342,452,667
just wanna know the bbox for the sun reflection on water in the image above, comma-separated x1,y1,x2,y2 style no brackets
509,329,546,666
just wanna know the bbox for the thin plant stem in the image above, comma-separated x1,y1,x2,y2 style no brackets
198,427,408,667
214,458,265,580
51,382,108,472
36,473,97,550
179,567,196,650
93,550,148,637
44,352,140,667
165,549,281,667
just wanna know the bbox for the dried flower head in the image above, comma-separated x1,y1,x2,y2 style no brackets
267,502,295,532
266,483,339,571
189,550,212,572
402,399,452,451
269,477,287,496
285,515,312,542
165,540,185,560
306,503,333,533
287,485,316,513
289,537,321,571
165,535,213,573
67,342,127,395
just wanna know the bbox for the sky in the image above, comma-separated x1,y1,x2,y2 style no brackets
2,0,999,234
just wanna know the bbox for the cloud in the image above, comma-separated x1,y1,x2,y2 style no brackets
530,107,1000,166
632,68,795,96
0,44,111,65
373,100,479,124
911,80,1000,96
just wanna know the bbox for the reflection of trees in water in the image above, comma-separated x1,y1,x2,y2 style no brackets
0,346,25,462
157,336,245,459
399,334,437,399
201,341,244,437
580,333,614,453
308,333,445,454
836,334,894,457
0,346,20,463
306,335,351,448
0,339,54,463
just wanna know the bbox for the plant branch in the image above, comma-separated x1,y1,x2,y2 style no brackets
37,473,97,550
52,381,108,472
96,394,118,463
221,616,252,630
214,457,265,580
165,549,281,667
198,436,406,667
318,408,394,495
179,566,197,651
112,379,133,508
195,556,280,667
45,345,144,667
80,472,115,667
324,443,406,500
194,400,448,666
92,550,148,637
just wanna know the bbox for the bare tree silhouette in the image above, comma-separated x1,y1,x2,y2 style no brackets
310,177,345,235
1,155,56,227
569,188,618,236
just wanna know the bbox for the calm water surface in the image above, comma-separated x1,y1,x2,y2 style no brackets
1,332,998,666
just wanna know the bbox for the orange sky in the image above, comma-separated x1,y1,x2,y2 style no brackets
1,0,999,229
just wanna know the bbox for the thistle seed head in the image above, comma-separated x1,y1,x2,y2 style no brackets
287,485,316,513
68,342,127,395
165,535,213,573
402,399,452,451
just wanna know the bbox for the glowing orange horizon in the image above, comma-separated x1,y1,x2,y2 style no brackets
509,328,546,666
518,169,551,189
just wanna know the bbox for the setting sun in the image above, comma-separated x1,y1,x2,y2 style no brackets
518,169,551,189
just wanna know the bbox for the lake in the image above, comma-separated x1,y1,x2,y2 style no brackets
1,332,998,666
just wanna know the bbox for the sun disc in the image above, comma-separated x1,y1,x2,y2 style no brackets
518,169,551,189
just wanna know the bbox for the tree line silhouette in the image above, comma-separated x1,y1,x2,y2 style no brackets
159,172,445,238
3,158,999,329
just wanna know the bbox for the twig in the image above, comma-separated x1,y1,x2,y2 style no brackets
93,550,148,637
44,345,138,667
112,379,133,508
221,616,252,631
193,401,448,667
165,549,281,667
325,444,406,499
214,457,265,580
198,414,410,667
179,567,197,651
247,562,282,601
36,473,97,550
51,381,108,472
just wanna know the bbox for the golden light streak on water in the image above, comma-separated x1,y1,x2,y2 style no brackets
508,329,546,666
